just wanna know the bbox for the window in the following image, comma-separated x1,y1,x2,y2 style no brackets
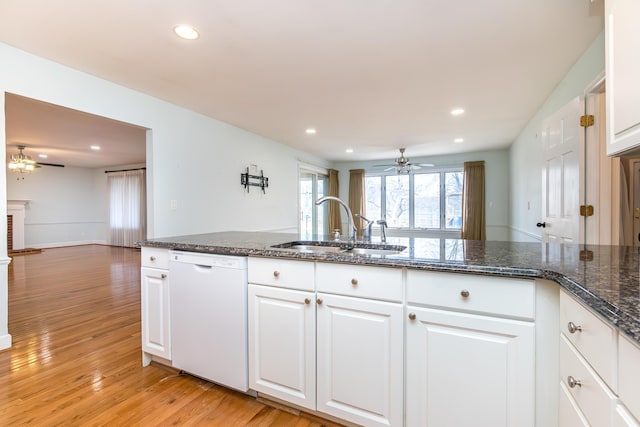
108,169,146,247
365,169,463,231
299,167,329,237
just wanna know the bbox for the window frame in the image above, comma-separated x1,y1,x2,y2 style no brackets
365,167,464,232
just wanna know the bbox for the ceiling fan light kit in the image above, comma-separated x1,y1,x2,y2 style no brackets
373,148,434,174
8,145,37,173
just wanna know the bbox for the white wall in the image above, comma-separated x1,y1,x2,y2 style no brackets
7,166,107,248
0,42,332,349
335,149,510,241
509,32,605,242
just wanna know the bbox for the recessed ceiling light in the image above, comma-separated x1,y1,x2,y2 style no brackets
39,154,48,159
451,108,465,116
90,145,101,151
174,25,200,40
345,148,354,153
454,138,464,143
305,128,317,135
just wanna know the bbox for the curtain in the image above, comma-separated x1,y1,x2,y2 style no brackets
328,169,341,234
349,169,366,237
461,161,486,240
108,169,147,247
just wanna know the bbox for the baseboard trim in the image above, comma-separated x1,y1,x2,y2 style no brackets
0,333,12,351
29,240,108,249
508,226,542,242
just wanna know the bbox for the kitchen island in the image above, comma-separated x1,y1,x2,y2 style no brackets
141,231,640,344
140,231,640,427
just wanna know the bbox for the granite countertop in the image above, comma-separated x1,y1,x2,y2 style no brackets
140,231,640,346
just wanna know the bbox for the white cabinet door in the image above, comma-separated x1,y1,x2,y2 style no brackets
316,293,403,427
248,284,316,410
141,267,171,362
606,0,640,155
406,306,535,427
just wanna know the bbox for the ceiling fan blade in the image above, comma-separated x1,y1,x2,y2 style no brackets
383,166,396,172
418,163,435,167
37,162,65,168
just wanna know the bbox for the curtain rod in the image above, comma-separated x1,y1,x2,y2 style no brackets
104,167,146,174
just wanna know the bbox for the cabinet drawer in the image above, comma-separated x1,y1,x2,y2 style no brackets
560,334,615,427
141,247,170,269
406,270,534,320
559,381,590,427
248,257,314,291
619,335,640,421
560,290,616,389
316,263,402,302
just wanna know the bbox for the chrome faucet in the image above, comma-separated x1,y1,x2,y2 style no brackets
354,213,375,242
315,196,357,242
377,219,388,243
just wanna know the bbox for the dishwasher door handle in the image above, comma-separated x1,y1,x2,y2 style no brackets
194,264,213,270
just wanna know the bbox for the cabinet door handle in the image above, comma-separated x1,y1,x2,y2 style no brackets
567,376,582,388
273,271,280,278
408,313,416,320
351,278,358,286
317,298,323,305
567,322,582,334
150,256,156,261
161,273,167,279
304,298,311,305
460,289,470,298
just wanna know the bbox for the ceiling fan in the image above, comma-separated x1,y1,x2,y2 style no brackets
8,144,64,173
373,148,434,174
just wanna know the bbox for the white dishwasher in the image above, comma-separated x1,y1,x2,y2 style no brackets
170,251,249,392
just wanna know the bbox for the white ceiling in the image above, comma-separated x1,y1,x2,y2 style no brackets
1,0,604,166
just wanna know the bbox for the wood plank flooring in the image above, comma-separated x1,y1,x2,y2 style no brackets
0,245,341,426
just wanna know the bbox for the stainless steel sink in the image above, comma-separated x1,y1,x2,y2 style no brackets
271,241,406,256
346,247,404,256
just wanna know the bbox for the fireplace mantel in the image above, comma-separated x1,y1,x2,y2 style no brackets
7,200,29,251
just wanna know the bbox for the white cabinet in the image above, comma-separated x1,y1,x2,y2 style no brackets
316,263,403,427
248,284,316,409
405,271,535,427
606,0,640,155
247,258,316,410
141,247,171,365
316,292,403,427
618,335,640,424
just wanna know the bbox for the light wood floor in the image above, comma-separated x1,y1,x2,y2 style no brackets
0,245,341,426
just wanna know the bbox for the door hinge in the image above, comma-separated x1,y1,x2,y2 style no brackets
580,115,594,127
580,205,594,217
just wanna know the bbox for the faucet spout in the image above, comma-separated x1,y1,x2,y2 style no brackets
315,196,357,242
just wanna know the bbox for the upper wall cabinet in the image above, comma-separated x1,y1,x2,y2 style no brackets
606,0,640,156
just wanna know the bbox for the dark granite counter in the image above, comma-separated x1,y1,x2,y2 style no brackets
140,231,640,346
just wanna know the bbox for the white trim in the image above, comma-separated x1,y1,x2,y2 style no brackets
508,225,542,242
298,162,328,175
27,240,108,249
0,257,12,266
0,334,12,350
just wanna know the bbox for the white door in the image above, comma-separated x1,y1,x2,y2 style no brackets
316,293,403,427
141,267,171,361
405,306,535,427
248,284,316,410
541,96,583,243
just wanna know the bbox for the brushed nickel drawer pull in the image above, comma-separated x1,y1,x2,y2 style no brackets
408,313,416,320
460,289,470,298
568,322,582,334
351,278,358,286
161,273,167,279
567,376,582,388
273,271,280,278
150,256,156,261
317,298,323,305
304,298,311,305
